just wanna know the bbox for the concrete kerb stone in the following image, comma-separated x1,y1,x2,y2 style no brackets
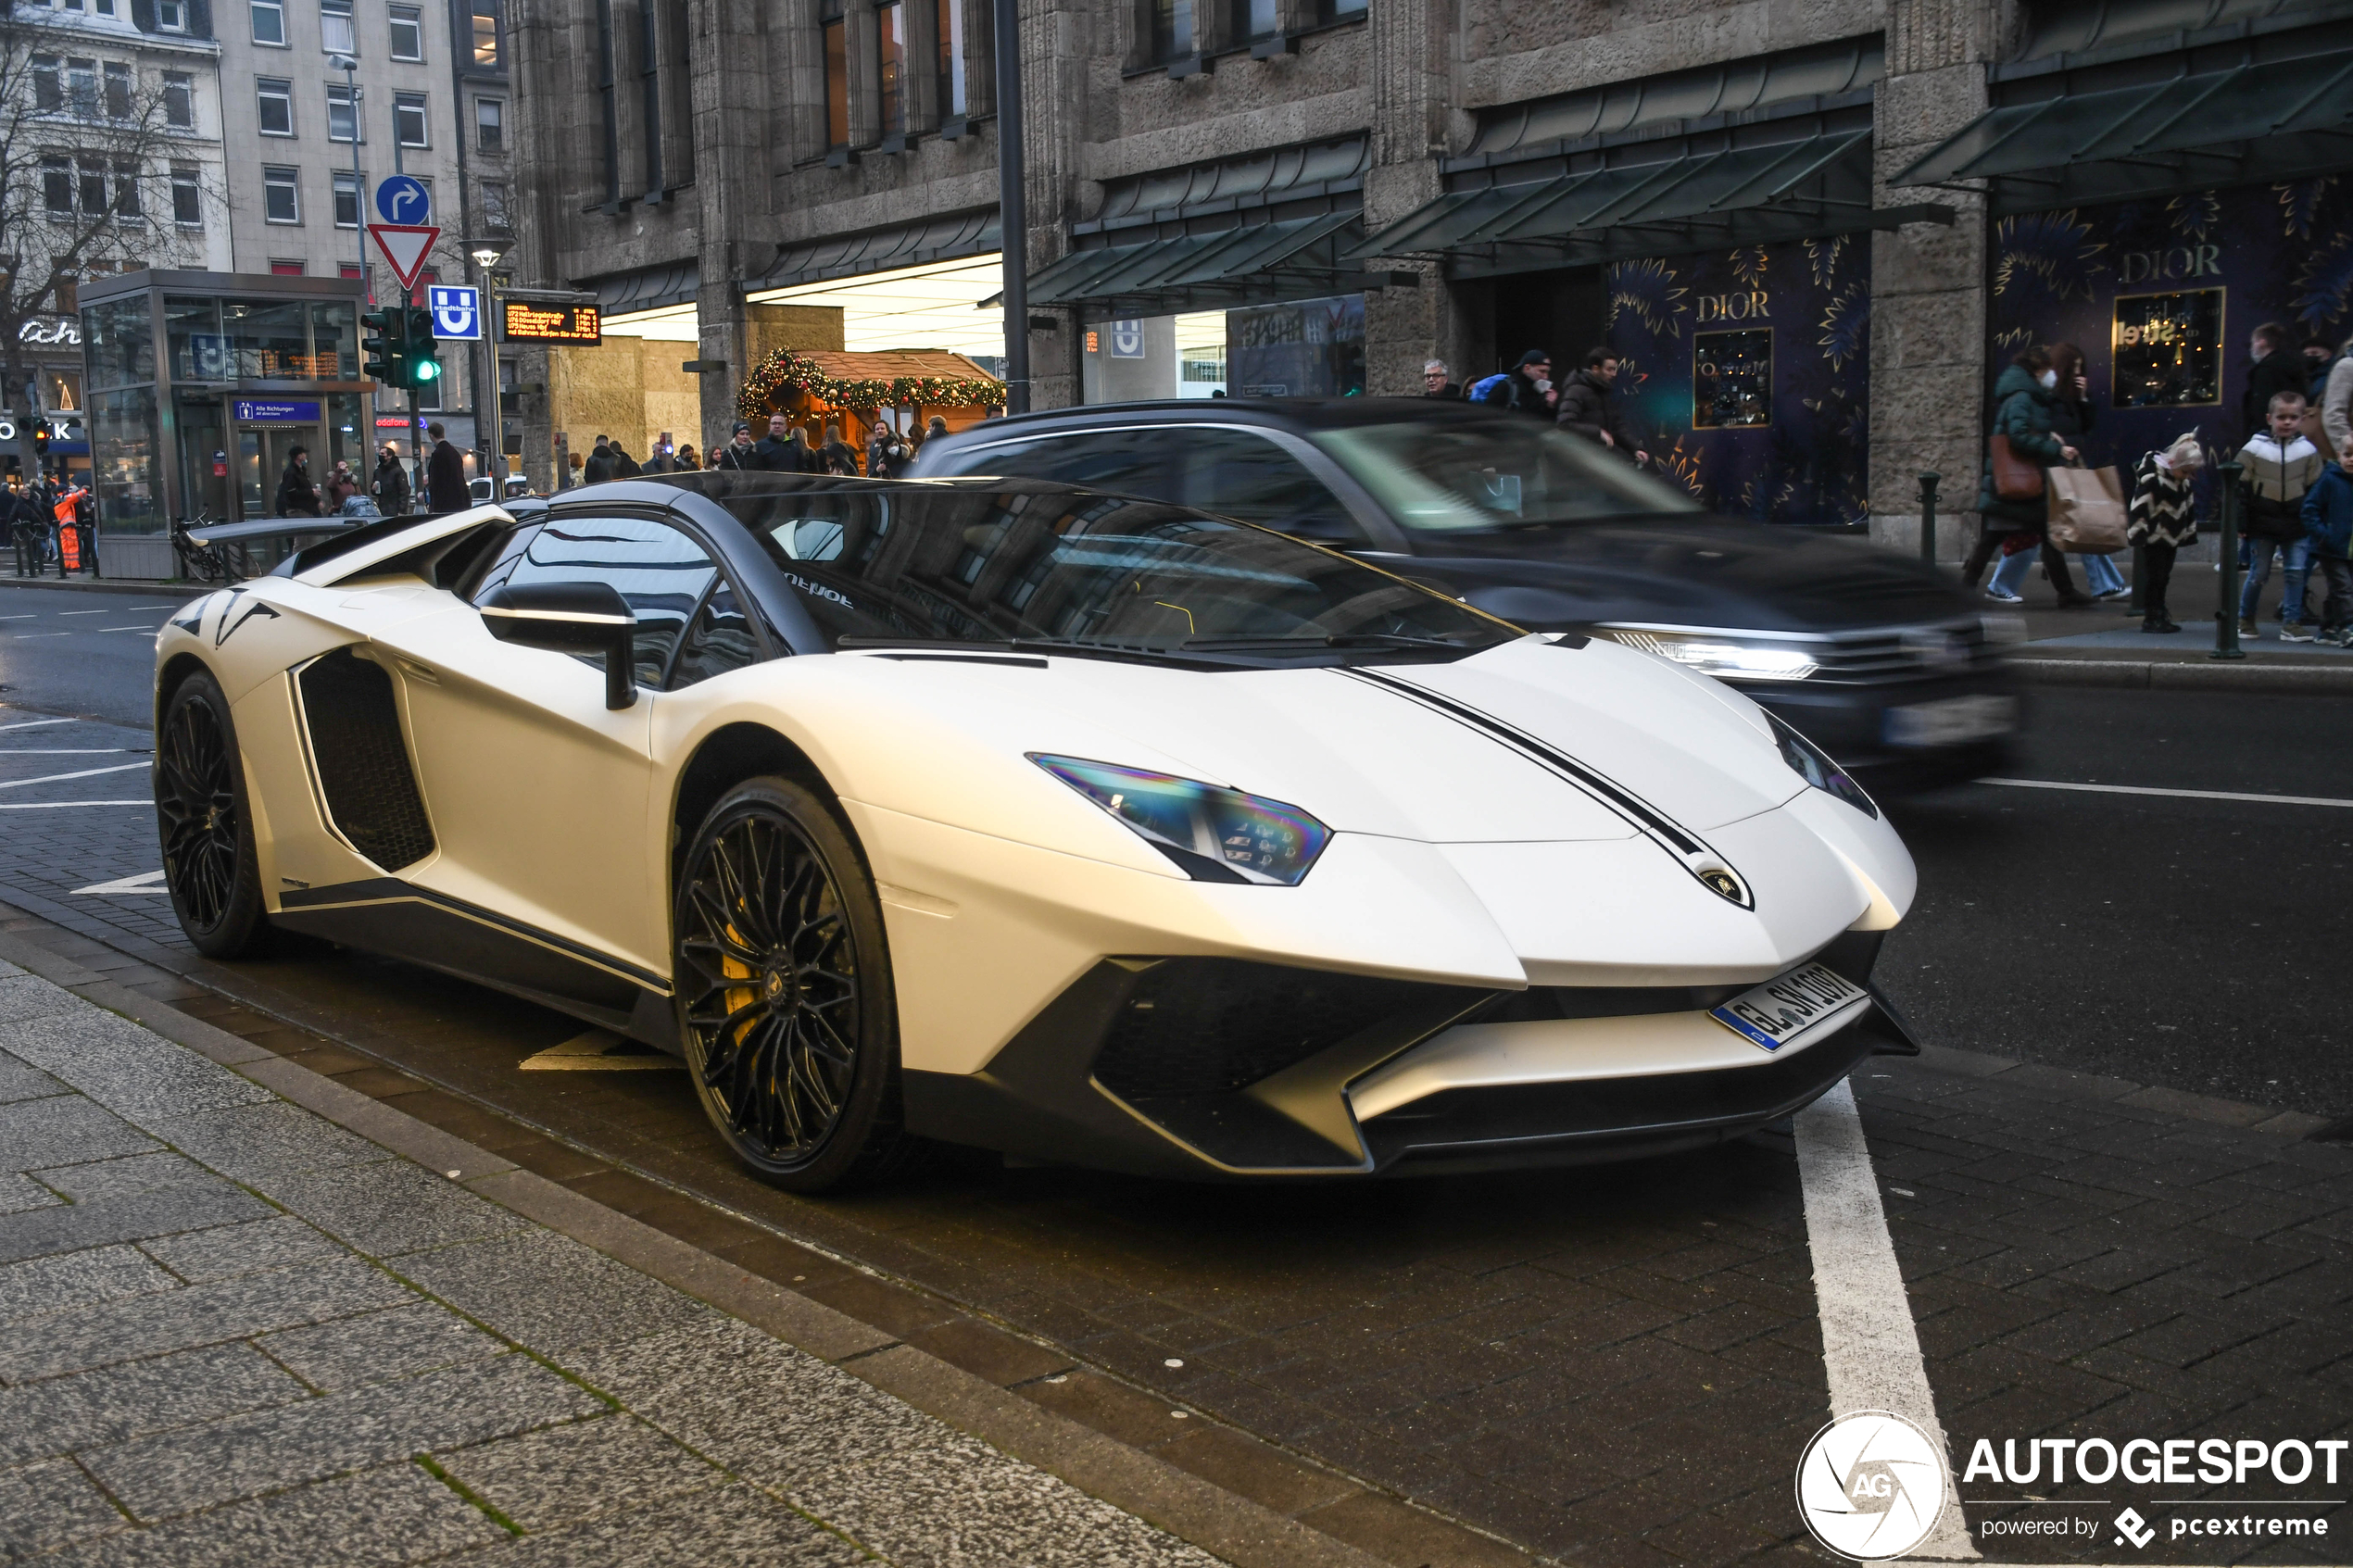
2013,655,2353,694
0,903,1416,1568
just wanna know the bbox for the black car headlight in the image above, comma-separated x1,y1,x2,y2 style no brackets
1767,714,1878,819
1031,754,1331,885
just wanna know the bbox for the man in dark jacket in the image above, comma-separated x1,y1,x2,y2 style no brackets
608,443,643,478
582,436,616,484
2301,451,2353,645
2243,322,2308,434
8,482,46,576
753,413,807,472
372,445,411,515
275,448,321,517
713,422,761,471
1422,360,1461,400
1554,348,1648,465
424,422,470,513
1475,350,1554,417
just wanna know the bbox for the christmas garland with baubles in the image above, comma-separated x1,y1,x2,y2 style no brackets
736,347,1006,419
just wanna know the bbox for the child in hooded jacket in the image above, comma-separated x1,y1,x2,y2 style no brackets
2301,450,2353,646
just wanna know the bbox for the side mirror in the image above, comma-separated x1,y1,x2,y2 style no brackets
477,580,637,709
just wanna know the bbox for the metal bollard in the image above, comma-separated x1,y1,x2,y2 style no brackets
2212,459,2246,660
1918,472,1940,566
2127,542,2146,617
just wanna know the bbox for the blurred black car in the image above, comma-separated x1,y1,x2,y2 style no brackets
910,399,2018,792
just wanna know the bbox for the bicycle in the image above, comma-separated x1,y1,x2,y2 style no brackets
170,510,242,584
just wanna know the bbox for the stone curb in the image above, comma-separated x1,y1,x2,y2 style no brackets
0,922,1396,1568
0,573,189,598
2013,655,2353,694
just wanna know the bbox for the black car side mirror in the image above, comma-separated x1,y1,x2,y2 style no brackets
477,580,638,709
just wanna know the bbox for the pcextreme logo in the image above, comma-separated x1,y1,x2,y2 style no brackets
1795,1411,1950,1561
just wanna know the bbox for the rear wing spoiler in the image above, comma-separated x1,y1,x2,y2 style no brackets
268,503,520,589
182,516,368,548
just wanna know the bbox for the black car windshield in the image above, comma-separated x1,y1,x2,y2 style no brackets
1309,420,1702,533
711,483,1515,659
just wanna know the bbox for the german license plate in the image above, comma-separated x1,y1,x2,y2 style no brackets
1883,694,2016,749
1708,963,1870,1053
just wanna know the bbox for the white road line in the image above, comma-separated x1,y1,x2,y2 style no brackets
1796,1081,1979,1561
0,614,34,621
11,632,72,638
55,608,112,616
0,762,147,789
98,626,163,633
126,605,179,609
73,869,170,895
0,800,149,809
0,718,76,732
1982,776,2353,809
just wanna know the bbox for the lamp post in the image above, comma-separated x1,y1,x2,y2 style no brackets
469,241,508,497
330,56,364,287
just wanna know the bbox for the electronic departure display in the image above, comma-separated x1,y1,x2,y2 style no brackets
499,302,601,345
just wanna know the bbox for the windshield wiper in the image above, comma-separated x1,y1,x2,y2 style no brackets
1179,632,1477,651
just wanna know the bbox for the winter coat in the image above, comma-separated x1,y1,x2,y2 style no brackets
821,440,861,476
1474,370,1551,419
583,448,616,483
372,457,411,515
2238,431,2323,540
1424,382,1461,401
426,439,470,513
2324,355,2353,459
754,434,815,473
610,449,642,479
713,442,761,472
2127,452,2198,548
2242,349,2309,434
2302,462,2353,560
1555,369,1639,453
1977,363,2066,530
274,461,321,518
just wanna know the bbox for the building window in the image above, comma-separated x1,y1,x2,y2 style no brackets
481,179,510,229
388,4,423,58
103,62,132,119
271,260,304,274
394,90,427,145
637,0,661,191
936,0,965,119
113,160,142,220
263,165,299,221
251,0,285,44
822,0,848,148
1146,0,1193,62
257,77,294,135
472,1,500,65
31,56,61,114
476,96,503,153
67,58,98,119
94,0,116,16
156,0,187,30
333,169,359,225
43,157,73,214
1315,0,1364,19
321,0,355,53
327,82,359,140
163,71,193,127
77,158,108,215
171,165,202,224
875,1,906,136
340,263,363,279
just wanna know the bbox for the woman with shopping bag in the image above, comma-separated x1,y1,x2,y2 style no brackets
2047,344,2131,599
1976,345,2095,606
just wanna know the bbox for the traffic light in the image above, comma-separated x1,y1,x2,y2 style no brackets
402,307,442,389
31,420,47,458
361,307,401,384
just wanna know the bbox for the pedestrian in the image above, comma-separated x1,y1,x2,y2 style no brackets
1555,346,1649,465
275,446,322,518
675,443,700,470
583,435,617,484
2322,332,2353,462
1977,345,2092,606
643,442,678,475
820,422,860,476
2306,338,2338,406
424,422,470,513
8,481,44,577
2127,432,2203,633
2301,445,2353,646
324,459,359,511
2242,322,2307,435
714,422,761,471
2238,391,2324,640
1470,349,1554,417
925,415,949,444
372,444,411,515
784,427,820,472
2047,343,2128,600
754,413,800,471
1422,358,1461,400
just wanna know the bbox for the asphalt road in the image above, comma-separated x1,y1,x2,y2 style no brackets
0,582,186,728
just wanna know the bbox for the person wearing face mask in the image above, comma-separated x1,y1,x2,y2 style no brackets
1977,345,2092,606
2045,343,2128,601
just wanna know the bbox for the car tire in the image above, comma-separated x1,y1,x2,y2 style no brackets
156,670,272,959
673,776,916,1192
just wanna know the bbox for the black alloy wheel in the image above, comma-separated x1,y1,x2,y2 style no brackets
157,671,271,957
673,777,911,1191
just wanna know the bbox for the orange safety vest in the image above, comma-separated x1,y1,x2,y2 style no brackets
52,488,88,570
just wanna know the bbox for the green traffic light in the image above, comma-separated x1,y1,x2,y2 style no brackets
411,359,441,383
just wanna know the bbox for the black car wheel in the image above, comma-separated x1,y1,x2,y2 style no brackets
673,777,912,1191
157,671,271,958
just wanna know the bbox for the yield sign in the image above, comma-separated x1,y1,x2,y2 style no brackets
367,223,440,292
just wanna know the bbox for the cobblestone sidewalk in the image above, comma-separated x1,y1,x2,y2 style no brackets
0,954,1224,1566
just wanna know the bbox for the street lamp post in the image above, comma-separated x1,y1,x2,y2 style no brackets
330,56,365,286
470,242,508,497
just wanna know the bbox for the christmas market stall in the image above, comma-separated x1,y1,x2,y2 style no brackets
736,348,1005,455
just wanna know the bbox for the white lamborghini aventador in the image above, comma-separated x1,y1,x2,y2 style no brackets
155,472,1919,1190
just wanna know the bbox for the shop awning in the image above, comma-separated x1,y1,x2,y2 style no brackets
1353,130,1951,279
590,259,698,316
1022,210,1370,316
1893,45,2353,212
749,209,1000,293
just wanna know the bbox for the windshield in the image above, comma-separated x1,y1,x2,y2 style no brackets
716,483,1515,659
1310,420,1702,533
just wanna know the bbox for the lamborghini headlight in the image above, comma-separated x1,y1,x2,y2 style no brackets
1766,713,1878,819
1604,629,1818,682
1030,755,1332,885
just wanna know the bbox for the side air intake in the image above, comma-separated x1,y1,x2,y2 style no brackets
297,647,436,872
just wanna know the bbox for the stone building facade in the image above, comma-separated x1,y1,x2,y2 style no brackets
510,0,2353,545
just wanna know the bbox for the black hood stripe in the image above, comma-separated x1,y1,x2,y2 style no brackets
1338,665,1755,909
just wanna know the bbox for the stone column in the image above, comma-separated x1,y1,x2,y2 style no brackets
1361,0,1449,395
692,0,773,454
1019,0,1085,409
1868,0,2005,562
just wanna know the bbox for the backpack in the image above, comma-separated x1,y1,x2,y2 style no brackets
1468,372,1514,405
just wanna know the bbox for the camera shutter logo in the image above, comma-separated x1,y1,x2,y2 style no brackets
1795,1411,1950,1560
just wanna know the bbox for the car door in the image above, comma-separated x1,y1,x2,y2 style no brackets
368,509,719,985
